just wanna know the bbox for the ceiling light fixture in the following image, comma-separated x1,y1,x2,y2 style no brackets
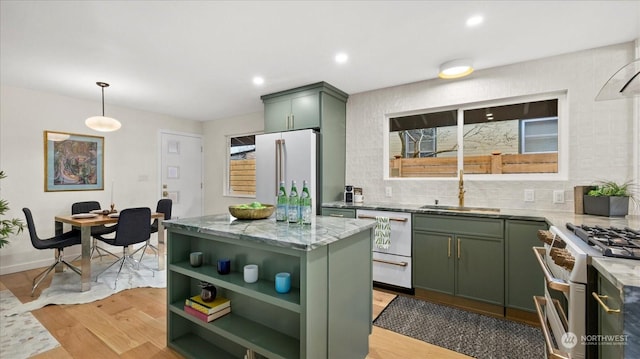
438,59,474,79
335,52,349,64
85,82,121,132
253,76,265,85
466,15,484,27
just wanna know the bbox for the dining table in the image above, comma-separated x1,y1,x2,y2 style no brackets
54,211,165,291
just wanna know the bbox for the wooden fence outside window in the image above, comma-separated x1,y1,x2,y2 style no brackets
230,159,256,195
390,152,558,177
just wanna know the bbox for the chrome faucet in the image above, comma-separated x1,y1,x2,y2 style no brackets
458,170,465,207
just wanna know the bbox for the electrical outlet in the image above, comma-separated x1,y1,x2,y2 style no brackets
385,186,392,197
553,190,565,204
524,189,535,202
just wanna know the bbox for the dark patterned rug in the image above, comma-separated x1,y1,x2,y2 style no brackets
373,295,545,359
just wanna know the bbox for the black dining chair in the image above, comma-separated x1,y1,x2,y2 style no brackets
71,201,118,260
23,208,82,296
95,207,153,288
135,199,172,262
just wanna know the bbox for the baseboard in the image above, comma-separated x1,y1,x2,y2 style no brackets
505,308,540,327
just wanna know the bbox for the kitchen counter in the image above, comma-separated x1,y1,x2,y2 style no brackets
164,213,375,251
322,201,640,228
323,200,640,287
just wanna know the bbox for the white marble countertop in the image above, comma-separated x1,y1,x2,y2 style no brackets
164,213,375,251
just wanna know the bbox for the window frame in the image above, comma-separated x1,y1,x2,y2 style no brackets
384,91,568,181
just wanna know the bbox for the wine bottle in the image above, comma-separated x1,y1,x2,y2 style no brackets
276,181,288,222
300,180,312,225
288,180,299,223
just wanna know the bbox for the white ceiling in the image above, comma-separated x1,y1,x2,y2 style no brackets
1,1,639,122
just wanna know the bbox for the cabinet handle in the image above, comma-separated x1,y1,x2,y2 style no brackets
357,215,408,222
373,258,408,267
457,238,461,259
592,292,621,314
290,114,294,128
448,237,451,258
328,214,344,218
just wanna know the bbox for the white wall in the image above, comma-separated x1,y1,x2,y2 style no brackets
203,112,263,215
346,41,638,212
0,85,202,274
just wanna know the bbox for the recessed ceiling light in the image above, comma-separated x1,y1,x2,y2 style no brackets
438,59,474,79
252,76,264,85
466,15,484,27
335,52,349,64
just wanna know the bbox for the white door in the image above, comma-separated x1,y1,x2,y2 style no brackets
160,131,203,219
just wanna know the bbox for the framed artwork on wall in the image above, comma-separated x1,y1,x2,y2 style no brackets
44,130,104,192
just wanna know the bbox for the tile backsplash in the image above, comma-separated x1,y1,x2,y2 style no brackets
344,42,637,214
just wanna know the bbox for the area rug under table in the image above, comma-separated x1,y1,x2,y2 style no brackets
3,255,166,317
373,295,545,359
0,290,60,358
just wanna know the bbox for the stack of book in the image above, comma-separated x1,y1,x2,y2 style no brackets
184,295,231,322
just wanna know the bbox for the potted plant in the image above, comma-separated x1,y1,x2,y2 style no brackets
0,171,24,248
583,180,637,217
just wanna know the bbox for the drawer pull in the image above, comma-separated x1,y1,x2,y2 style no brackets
532,247,570,293
592,292,621,314
328,214,344,218
448,237,451,258
357,215,408,222
373,258,408,267
457,238,461,259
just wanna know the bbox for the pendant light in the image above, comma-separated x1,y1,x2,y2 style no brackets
438,59,474,79
85,82,122,132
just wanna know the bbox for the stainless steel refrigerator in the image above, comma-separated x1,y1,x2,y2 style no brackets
255,129,318,214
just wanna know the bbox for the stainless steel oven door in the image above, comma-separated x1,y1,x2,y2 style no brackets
533,247,587,359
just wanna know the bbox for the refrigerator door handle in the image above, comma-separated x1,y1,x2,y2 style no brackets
275,139,281,196
275,139,286,196
280,138,285,186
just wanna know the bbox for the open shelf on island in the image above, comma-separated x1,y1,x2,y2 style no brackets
171,261,301,313
170,333,237,359
171,303,300,359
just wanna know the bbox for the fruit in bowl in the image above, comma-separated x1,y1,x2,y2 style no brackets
229,202,275,219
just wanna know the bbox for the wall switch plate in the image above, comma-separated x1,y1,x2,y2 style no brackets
553,190,565,204
385,186,392,197
524,189,535,202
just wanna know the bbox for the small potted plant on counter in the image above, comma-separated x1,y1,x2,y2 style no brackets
583,180,637,217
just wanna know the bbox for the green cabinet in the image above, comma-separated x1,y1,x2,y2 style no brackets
596,272,624,359
261,82,349,203
264,92,320,133
505,219,548,312
413,214,504,306
166,225,372,359
321,207,356,218
261,82,347,133
413,231,454,295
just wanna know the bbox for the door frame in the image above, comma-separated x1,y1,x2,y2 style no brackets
158,129,204,218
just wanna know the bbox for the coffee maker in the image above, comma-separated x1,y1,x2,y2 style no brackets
344,185,354,203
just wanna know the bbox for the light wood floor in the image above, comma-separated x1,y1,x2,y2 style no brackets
0,266,469,359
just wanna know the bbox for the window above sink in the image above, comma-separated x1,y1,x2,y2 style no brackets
387,92,566,180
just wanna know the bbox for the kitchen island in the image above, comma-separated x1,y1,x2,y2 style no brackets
163,214,375,359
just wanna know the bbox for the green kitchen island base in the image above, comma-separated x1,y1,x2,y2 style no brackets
164,214,375,359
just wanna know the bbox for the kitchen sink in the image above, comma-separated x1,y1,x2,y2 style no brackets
419,204,500,213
